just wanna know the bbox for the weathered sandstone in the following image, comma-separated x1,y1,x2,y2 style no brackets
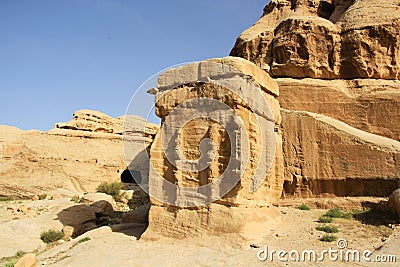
231,0,400,80
277,78,400,141
0,110,157,198
281,109,400,197
143,57,284,239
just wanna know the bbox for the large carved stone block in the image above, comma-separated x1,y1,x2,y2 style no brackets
143,57,284,239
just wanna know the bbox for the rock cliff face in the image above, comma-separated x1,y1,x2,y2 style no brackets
231,0,400,80
0,110,157,198
231,0,400,197
143,57,284,239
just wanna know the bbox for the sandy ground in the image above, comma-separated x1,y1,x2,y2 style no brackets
0,198,398,267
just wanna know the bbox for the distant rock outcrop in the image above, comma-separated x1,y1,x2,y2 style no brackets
0,110,157,198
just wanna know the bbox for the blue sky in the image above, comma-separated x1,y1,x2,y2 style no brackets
0,0,267,131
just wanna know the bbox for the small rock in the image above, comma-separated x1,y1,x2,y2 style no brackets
62,225,74,241
31,195,39,201
7,206,15,211
17,206,28,213
14,253,37,267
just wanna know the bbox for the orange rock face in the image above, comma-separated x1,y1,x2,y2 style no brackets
230,0,400,197
143,57,284,239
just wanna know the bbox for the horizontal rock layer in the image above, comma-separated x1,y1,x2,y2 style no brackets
281,109,400,197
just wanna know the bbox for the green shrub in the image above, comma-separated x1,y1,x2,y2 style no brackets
320,235,338,242
324,208,356,219
38,194,47,200
40,229,64,243
4,262,15,267
325,208,345,218
71,195,80,203
0,196,11,201
14,250,26,258
316,225,339,233
78,237,91,243
318,216,333,223
96,182,123,201
298,204,310,210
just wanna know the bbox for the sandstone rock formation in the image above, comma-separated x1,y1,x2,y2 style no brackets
143,57,284,239
230,0,400,80
0,110,157,198
282,109,400,197
230,0,400,197
389,188,400,219
277,78,400,141
14,253,37,267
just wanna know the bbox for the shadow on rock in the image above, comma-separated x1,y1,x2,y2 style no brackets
57,200,149,239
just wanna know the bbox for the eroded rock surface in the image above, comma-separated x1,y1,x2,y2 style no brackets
143,57,284,239
230,0,400,198
230,0,400,80
0,110,157,198
281,109,400,197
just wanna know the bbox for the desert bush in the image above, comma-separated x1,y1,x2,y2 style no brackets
316,225,339,233
0,196,11,202
4,262,14,267
96,182,123,201
38,194,47,200
325,208,345,218
40,229,64,243
14,250,25,258
318,216,333,223
320,235,338,242
78,237,91,243
70,195,80,203
298,204,310,210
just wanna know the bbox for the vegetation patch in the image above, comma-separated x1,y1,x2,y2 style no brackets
320,235,338,242
40,229,64,243
318,216,333,223
96,182,123,201
316,225,339,233
1,250,27,267
298,204,310,210
0,196,12,202
78,237,91,243
71,195,80,203
38,194,47,200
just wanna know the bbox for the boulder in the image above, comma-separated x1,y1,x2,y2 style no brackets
14,253,37,267
389,188,400,219
121,204,150,224
81,192,116,208
62,225,74,241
